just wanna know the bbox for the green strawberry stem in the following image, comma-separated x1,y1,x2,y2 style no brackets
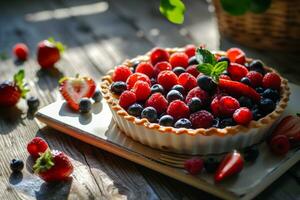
13,69,29,98
33,149,54,173
48,37,66,53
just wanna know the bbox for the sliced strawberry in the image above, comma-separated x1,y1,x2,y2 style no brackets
227,48,246,65
219,78,261,102
59,75,96,111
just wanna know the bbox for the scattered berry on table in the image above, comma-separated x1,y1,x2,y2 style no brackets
171,84,185,95
249,60,265,75
184,158,204,175
217,56,230,65
197,75,217,93
110,81,127,95
131,80,151,101
233,107,253,125
246,71,263,87
270,135,290,156
141,107,158,123
178,73,197,91
204,157,219,173
190,110,214,128
27,96,40,110
219,118,236,128
218,96,240,117
119,90,136,109
169,52,189,68
187,97,202,113
92,90,102,102
27,137,49,158
227,63,248,81
167,100,190,120
157,71,178,91
166,90,184,102
243,146,259,162
240,77,251,86
126,72,151,90
135,62,154,78
172,66,186,76
238,96,253,108
159,115,174,126
259,98,276,114
154,61,172,77
127,103,143,117
185,87,209,106
188,56,199,65
79,98,92,113
226,48,246,65
174,118,192,129
150,84,164,94
10,159,24,172
150,48,170,66
186,65,199,77
184,44,196,58
262,88,280,102
146,93,168,114
13,43,29,61
262,72,281,90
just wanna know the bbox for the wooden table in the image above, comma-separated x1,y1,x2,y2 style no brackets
0,0,299,199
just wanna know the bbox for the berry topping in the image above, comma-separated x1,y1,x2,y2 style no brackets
136,62,154,78
154,61,172,77
166,90,184,102
145,93,168,114
218,96,240,117
172,66,186,76
186,65,200,77
226,48,246,65
92,90,103,102
184,44,196,58
159,115,174,126
141,107,158,123
150,84,164,94
270,135,290,156
227,63,248,81
187,97,202,113
255,87,264,94
167,100,189,120
190,110,214,128
79,98,92,113
233,107,253,125
10,159,24,172
210,96,221,116
110,81,127,95
262,88,280,101
252,108,263,121
27,96,40,111
197,75,217,93
112,65,133,82
249,60,265,75
131,80,151,101
169,52,189,68
246,71,263,87
171,84,185,94
185,87,210,106
174,118,192,129
262,72,281,90
243,146,259,162
184,158,204,175
150,48,170,65
127,103,143,117
126,73,151,90
217,56,230,65
119,90,136,109
131,60,140,72
157,71,178,91
219,74,231,80
240,77,251,86
238,96,253,108
219,118,236,128
204,157,219,173
178,73,197,91
259,98,276,114
27,137,49,158
188,56,199,65
13,43,29,61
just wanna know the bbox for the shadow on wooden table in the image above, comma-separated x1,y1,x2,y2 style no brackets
36,67,64,92
0,107,24,135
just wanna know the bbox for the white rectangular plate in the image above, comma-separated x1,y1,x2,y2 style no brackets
36,83,300,200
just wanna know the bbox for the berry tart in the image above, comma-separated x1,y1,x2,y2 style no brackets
100,46,290,154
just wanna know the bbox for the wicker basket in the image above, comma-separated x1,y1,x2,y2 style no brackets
212,0,300,51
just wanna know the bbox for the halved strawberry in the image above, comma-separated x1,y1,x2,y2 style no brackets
59,75,96,111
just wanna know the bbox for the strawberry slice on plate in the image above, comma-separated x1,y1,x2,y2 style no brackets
59,75,96,111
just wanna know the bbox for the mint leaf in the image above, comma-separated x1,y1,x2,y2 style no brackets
211,61,228,83
13,69,29,98
48,37,66,53
160,0,185,24
196,48,217,65
197,63,214,76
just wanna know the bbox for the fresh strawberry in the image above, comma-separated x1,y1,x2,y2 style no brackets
214,150,244,182
0,69,29,107
59,75,96,111
13,43,29,61
37,38,65,69
33,150,73,182
27,137,49,158
219,78,261,102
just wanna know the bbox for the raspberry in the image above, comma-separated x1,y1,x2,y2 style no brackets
112,65,133,82
145,93,168,114
135,62,154,78
185,87,210,106
270,135,290,156
167,100,189,120
150,48,170,65
262,72,281,90
169,52,189,68
246,71,263,87
210,96,220,116
186,65,199,77
131,80,151,101
13,43,29,61
219,74,231,80
157,71,178,91
190,110,214,128
184,158,204,175
227,48,246,65
126,73,151,90
227,63,248,81
218,96,240,117
27,137,49,158
233,107,253,125
154,61,172,77
178,73,197,91
119,90,136,109
184,44,196,58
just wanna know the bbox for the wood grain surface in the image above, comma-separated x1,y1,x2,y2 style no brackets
0,0,299,200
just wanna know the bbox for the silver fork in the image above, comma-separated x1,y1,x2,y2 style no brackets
158,153,200,168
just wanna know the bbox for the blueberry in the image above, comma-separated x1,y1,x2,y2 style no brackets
204,157,219,173
249,60,265,75
151,84,164,94
219,118,236,128
262,89,280,102
131,60,140,72
127,103,143,117
141,107,157,123
92,90,102,102
240,77,251,86
252,109,263,120
187,97,202,113
27,96,40,110
256,87,264,94
243,146,259,162
212,118,220,128
217,56,230,66
171,84,185,94
238,96,253,108
172,67,186,76
166,90,184,102
10,159,24,172
259,98,276,114
188,56,198,65
197,75,217,92
174,118,192,128
79,98,92,113
110,81,127,95
159,115,174,126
